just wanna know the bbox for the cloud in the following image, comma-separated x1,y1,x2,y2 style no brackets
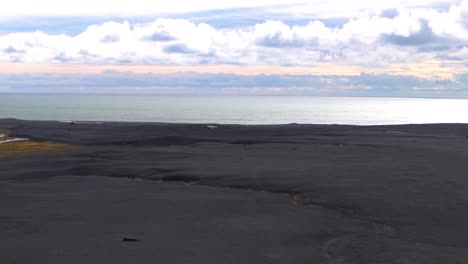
101,35,121,43
1,71,467,97
381,8,400,19
460,1,468,28
163,44,195,54
254,21,320,48
2,1,468,98
381,19,436,46
2,46,26,54
142,31,176,42
1,1,468,69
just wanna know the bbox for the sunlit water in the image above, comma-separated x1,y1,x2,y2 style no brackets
1,94,467,125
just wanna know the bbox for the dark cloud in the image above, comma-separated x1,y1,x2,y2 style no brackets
53,53,74,63
142,31,176,42
116,59,133,64
1,72,467,97
257,33,318,48
163,44,194,54
417,45,450,53
2,46,26,54
351,73,445,91
78,50,98,57
381,20,435,46
381,8,399,19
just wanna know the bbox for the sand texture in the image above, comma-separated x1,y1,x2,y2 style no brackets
1,119,468,263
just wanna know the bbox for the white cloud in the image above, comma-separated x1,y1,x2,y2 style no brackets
1,1,468,67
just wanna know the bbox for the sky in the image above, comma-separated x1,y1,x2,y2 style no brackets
1,0,468,97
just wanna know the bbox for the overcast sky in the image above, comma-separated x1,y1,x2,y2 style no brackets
1,0,468,96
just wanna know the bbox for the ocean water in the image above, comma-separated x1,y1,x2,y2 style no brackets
1,94,468,125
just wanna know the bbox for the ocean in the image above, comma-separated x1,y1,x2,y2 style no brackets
1,94,467,125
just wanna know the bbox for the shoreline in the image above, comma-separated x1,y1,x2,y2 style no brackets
2,117,468,127
2,92,468,100
0,138,29,144
2,119,468,263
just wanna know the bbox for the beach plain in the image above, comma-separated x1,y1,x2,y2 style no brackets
1,118,468,263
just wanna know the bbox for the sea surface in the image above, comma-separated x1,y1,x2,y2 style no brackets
1,94,468,125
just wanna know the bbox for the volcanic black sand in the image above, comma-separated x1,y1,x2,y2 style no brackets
1,119,468,263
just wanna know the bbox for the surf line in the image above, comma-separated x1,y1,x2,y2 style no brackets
0,138,29,144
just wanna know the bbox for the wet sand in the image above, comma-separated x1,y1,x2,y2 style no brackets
1,118,468,263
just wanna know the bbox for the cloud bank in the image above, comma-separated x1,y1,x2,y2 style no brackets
1,0,468,69
1,71,468,98
2,0,468,97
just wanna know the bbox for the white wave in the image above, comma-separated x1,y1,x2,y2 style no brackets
0,138,29,144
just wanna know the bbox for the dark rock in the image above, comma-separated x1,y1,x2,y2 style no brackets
122,237,140,242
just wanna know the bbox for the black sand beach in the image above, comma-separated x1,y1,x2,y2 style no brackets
1,119,468,263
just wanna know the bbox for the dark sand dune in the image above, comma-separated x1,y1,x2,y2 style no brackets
1,119,468,263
